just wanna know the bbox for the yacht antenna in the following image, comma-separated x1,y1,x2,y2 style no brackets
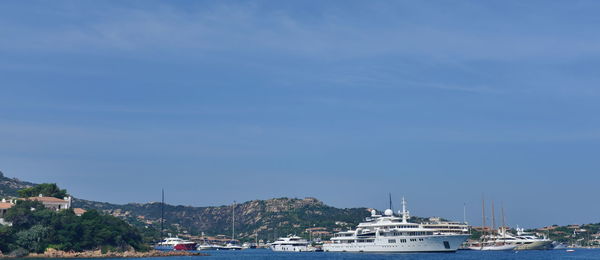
401,197,408,223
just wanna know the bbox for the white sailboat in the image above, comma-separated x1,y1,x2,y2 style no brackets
220,201,243,250
467,198,516,251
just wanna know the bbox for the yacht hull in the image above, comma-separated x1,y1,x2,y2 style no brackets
515,240,553,250
270,245,312,252
323,234,468,253
467,244,516,251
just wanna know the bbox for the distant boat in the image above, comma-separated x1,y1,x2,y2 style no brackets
219,243,243,250
219,201,243,250
552,242,568,250
197,243,222,250
468,196,516,251
155,237,197,251
270,235,313,252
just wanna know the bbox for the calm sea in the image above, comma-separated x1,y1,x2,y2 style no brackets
73,248,600,260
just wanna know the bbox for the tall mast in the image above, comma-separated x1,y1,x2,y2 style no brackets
501,202,506,239
389,193,393,211
401,197,408,223
232,201,236,242
491,201,496,233
463,202,467,224
161,189,164,238
481,194,486,239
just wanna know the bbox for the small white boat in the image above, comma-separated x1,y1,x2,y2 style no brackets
197,243,223,250
566,249,575,253
219,242,243,250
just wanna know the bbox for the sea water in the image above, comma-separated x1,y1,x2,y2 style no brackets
34,249,600,260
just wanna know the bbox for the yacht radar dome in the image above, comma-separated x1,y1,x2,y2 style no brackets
371,209,377,216
384,209,393,216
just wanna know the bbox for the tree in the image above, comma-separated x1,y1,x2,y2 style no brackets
4,200,46,230
17,183,68,199
15,225,49,253
0,225,14,253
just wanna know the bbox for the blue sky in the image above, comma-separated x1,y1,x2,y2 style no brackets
1,1,600,228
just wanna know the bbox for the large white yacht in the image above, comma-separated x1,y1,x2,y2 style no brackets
323,198,469,253
469,227,553,250
270,235,313,252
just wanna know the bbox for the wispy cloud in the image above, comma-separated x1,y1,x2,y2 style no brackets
2,1,600,61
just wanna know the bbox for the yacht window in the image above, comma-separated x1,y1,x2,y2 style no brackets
388,239,396,243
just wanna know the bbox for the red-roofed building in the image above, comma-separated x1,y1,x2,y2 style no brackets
27,194,72,211
0,198,15,225
73,208,87,216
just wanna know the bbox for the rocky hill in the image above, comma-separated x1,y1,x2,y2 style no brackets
0,170,35,197
73,197,371,241
0,170,370,240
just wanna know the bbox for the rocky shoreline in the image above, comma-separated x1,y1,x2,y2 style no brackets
1,248,208,258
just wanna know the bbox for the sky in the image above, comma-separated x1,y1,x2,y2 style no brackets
1,1,599,228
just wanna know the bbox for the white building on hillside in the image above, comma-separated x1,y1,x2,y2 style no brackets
27,194,72,211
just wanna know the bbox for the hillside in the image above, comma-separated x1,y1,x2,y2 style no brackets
0,171,35,197
73,197,371,241
0,171,371,240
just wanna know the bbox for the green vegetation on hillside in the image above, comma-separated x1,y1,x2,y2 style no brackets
17,183,67,199
75,197,372,242
0,184,149,255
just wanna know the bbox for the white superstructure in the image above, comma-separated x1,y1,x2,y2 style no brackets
323,198,469,253
270,235,313,252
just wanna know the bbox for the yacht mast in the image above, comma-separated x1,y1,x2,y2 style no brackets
463,203,467,224
161,189,164,238
491,201,496,234
389,193,393,212
232,201,236,243
481,195,486,240
501,203,506,240
401,197,408,223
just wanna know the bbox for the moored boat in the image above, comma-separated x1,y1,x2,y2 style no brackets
270,235,313,252
322,198,469,253
155,237,197,251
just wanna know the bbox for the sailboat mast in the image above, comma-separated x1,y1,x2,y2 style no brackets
491,201,496,233
232,201,236,242
161,189,164,238
501,203,506,239
481,195,486,239
463,202,467,224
